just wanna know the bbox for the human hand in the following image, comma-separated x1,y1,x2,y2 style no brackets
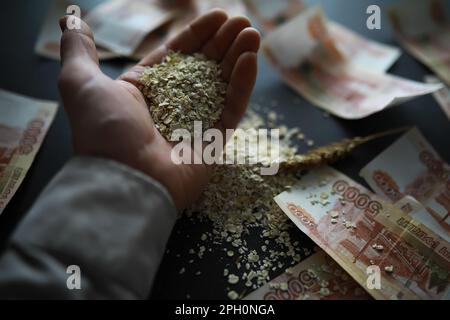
58,10,260,209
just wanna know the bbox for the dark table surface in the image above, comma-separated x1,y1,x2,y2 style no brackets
0,0,449,299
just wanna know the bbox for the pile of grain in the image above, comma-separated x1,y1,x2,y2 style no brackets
140,50,227,140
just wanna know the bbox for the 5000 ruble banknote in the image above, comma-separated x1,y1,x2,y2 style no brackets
275,165,450,300
262,6,442,119
244,249,371,300
360,128,450,242
0,89,58,214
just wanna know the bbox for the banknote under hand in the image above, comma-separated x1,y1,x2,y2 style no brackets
84,0,176,56
243,0,305,32
274,166,450,300
262,6,443,119
0,89,58,214
389,0,450,86
131,0,247,60
244,249,371,300
36,0,246,61
360,128,450,242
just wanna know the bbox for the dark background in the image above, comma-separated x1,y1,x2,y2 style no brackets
0,0,449,299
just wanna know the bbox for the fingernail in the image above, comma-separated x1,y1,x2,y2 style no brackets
59,17,67,33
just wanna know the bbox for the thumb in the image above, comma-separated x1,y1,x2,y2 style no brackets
59,15,100,81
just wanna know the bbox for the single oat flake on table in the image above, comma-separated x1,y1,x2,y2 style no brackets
140,50,227,140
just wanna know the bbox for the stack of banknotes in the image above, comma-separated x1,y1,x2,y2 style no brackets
245,127,449,300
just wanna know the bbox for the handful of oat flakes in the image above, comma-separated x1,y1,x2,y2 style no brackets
140,50,227,139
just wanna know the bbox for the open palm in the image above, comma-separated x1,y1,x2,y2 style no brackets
58,10,260,209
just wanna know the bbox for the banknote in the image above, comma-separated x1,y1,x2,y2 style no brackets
36,0,246,61
35,0,118,60
360,128,450,242
389,0,450,86
243,0,305,32
0,90,58,214
274,166,450,300
195,0,246,17
132,0,247,60
244,249,371,300
263,6,442,119
84,0,175,56
425,75,450,121
328,21,401,73
245,0,401,73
